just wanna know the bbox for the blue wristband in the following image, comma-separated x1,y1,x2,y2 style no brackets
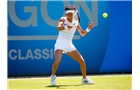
63,24,68,30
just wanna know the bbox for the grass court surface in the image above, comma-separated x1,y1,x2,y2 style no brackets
8,74,132,90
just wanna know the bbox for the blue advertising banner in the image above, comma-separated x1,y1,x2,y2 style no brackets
8,0,132,76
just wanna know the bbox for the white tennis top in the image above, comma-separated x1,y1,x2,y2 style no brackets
56,17,78,44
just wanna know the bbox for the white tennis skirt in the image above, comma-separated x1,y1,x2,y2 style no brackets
54,41,77,53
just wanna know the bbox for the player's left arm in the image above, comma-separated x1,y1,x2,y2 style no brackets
77,22,95,37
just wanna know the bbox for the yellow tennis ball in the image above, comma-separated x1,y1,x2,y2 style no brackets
103,13,108,18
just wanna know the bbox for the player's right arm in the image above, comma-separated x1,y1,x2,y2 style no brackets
57,17,72,31
57,17,66,31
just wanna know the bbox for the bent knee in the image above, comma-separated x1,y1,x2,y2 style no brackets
79,59,85,64
54,59,61,64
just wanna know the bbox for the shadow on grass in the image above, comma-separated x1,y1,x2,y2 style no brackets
46,84,83,88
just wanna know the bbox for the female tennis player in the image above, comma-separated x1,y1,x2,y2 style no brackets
51,5,95,85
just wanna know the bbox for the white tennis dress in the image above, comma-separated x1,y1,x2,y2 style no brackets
55,17,78,53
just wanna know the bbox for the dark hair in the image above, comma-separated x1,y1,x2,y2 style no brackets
65,5,80,23
65,5,76,11
77,12,80,23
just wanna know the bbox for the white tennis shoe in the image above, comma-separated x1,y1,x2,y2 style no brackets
82,78,94,84
51,75,56,86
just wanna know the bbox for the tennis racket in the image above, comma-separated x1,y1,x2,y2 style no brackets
72,10,79,26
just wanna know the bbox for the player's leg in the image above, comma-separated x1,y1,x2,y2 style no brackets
67,50,86,78
67,50,94,84
51,49,63,85
52,49,63,75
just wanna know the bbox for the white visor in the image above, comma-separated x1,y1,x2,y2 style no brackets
65,10,75,14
